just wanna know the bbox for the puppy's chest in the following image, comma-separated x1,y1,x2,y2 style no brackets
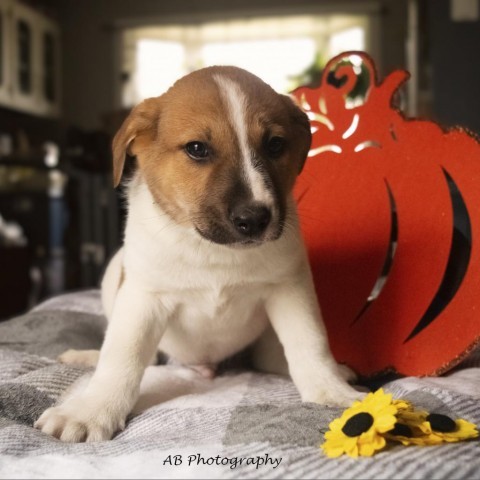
169,281,267,323
159,280,269,364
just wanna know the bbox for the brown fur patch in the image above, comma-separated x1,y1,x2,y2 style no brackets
112,66,311,244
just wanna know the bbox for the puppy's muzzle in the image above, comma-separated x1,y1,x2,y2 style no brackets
230,202,272,239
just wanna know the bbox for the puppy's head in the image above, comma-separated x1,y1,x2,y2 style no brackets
113,66,311,246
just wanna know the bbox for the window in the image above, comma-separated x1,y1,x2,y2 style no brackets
202,38,316,94
329,27,365,58
121,14,370,107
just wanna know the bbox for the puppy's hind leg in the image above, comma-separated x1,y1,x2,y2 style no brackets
58,349,100,368
58,348,159,369
132,365,212,414
251,325,289,376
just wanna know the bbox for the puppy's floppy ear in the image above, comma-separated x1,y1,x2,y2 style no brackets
282,95,312,174
112,97,161,187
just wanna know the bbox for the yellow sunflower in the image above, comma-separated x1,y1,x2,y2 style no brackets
385,408,443,446
425,414,478,443
321,389,398,458
386,409,478,446
392,398,414,412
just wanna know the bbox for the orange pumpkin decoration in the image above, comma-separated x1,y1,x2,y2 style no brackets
292,51,480,378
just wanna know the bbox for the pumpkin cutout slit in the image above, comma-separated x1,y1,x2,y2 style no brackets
405,168,472,342
353,180,398,324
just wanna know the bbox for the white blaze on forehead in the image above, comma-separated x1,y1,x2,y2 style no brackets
213,74,273,206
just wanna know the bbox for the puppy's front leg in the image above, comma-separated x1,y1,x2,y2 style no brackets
35,280,168,442
265,266,364,407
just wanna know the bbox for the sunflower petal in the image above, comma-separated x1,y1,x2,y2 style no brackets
319,389,479,458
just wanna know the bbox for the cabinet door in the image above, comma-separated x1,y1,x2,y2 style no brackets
37,15,60,117
10,0,39,113
0,0,12,107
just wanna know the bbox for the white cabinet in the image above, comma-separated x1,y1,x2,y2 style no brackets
0,0,60,117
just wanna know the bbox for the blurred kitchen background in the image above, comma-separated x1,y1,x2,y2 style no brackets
0,0,479,320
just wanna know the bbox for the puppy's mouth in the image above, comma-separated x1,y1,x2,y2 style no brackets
194,221,283,248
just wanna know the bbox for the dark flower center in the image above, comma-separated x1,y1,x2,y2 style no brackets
389,422,413,437
427,413,457,433
342,412,374,437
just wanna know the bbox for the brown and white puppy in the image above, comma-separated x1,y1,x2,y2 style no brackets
35,66,363,442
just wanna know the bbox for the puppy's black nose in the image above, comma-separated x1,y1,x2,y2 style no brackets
231,203,272,238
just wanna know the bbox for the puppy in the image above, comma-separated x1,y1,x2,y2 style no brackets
35,66,363,442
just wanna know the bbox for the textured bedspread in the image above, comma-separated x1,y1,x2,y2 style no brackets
0,290,479,479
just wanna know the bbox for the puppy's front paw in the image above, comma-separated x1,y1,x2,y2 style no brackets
34,398,125,442
300,379,367,408
302,385,366,407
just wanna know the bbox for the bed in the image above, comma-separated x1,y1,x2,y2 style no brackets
0,289,479,479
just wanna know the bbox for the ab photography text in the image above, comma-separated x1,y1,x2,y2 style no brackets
162,453,282,470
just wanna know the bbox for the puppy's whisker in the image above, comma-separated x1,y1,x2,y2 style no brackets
296,213,324,223
151,218,190,238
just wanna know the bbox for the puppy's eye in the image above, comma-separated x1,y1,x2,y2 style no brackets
185,141,209,160
265,136,286,158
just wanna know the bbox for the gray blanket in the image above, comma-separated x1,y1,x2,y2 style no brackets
0,290,479,479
